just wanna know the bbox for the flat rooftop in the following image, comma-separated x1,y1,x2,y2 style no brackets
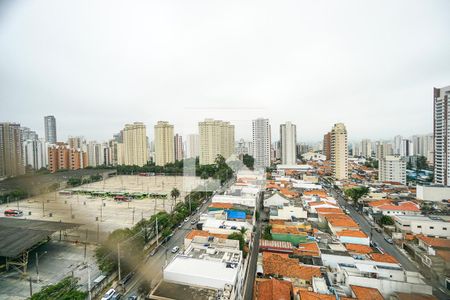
150,280,218,300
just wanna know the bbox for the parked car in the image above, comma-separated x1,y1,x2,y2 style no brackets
111,293,122,300
384,237,393,244
128,296,138,300
120,272,134,285
375,227,382,233
171,246,180,253
190,219,197,225
101,289,116,300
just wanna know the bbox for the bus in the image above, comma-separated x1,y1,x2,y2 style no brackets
4,209,23,217
114,195,131,202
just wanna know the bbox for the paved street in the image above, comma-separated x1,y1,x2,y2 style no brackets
325,185,448,300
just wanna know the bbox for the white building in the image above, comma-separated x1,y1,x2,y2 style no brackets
280,121,297,165
252,118,271,168
331,123,348,180
22,139,47,170
378,155,406,184
394,215,450,238
360,139,372,158
163,240,244,299
185,134,199,159
416,184,450,202
212,194,256,208
434,86,450,185
301,152,326,161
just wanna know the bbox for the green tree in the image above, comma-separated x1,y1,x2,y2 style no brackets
29,277,86,300
170,188,180,205
228,232,245,250
262,225,272,240
344,186,369,202
242,154,255,170
380,215,394,226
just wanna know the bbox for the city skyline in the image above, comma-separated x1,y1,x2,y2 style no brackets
1,1,449,142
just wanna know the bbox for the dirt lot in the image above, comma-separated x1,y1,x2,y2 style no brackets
0,175,206,242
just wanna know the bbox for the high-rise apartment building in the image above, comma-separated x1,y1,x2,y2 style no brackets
400,138,413,157
199,119,234,165
360,139,372,158
434,86,450,185
280,121,297,165
379,155,406,185
252,118,271,168
68,136,86,150
330,123,348,180
323,132,331,160
185,134,200,159
375,141,393,160
174,134,183,161
0,123,25,177
44,115,57,144
23,139,47,170
47,143,87,173
123,122,148,167
412,134,434,164
393,135,402,155
87,141,106,167
154,121,175,166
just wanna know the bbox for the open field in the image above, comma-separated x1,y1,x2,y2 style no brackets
0,175,207,243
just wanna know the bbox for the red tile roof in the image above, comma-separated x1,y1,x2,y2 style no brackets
337,230,368,238
351,285,384,300
417,235,450,249
345,243,373,254
315,208,343,214
185,230,229,240
370,253,399,264
262,252,321,281
294,242,320,257
254,278,292,300
326,215,359,228
209,202,234,209
377,201,419,212
393,292,438,300
298,291,353,300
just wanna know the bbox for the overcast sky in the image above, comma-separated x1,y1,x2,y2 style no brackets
1,0,449,143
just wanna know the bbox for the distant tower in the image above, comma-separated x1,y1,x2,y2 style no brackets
154,121,175,166
174,133,184,161
280,122,297,165
44,115,57,144
434,86,450,185
252,118,271,168
331,123,348,180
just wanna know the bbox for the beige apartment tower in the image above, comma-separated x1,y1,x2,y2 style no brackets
331,123,348,180
123,122,148,167
199,119,235,165
0,123,25,177
154,121,175,166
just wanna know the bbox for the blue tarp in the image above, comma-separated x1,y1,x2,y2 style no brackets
226,210,246,219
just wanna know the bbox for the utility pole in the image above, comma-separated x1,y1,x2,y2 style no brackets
87,264,92,300
35,252,39,282
29,276,33,296
42,202,45,217
132,207,135,225
156,217,159,247
117,243,121,282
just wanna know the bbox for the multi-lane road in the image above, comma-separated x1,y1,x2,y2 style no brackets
324,183,448,300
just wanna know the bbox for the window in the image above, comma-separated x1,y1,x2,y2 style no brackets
430,226,434,229
443,227,447,231
417,225,422,228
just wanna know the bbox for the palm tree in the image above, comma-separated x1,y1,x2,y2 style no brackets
170,188,180,206
239,226,248,236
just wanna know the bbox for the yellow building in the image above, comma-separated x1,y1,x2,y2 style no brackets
198,119,234,165
154,121,175,166
123,122,148,167
331,123,348,180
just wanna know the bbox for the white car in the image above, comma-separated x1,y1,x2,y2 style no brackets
101,289,116,300
171,246,180,253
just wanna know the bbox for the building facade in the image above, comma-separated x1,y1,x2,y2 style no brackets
379,155,407,185
280,121,297,165
154,121,175,166
44,115,57,144
199,119,235,165
174,133,183,161
185,134,199,159
323,132,331,160
0,123,25,177
331,123,348,180
252,118,271,168
123,122,148,167
433,86,450,186
48,143,87,172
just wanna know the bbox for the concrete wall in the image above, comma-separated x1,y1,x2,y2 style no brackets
416,185,450,202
